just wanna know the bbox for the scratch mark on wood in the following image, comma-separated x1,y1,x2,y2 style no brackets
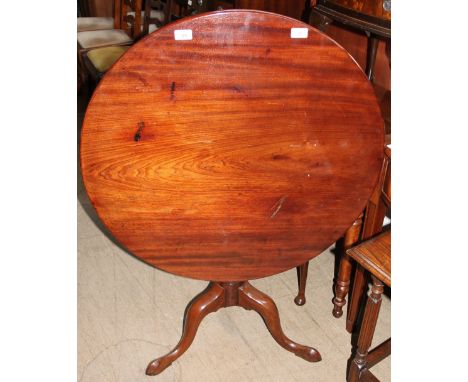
270,195,287,219
121,71,149,86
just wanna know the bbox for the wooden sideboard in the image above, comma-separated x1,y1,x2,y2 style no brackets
207,0,305,20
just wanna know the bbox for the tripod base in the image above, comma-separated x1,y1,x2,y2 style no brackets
146,281,321,376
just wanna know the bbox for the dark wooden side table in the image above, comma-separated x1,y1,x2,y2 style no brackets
80,10,384,376
303,0,391,81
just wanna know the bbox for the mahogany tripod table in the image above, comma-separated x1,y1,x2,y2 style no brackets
80,10,384,376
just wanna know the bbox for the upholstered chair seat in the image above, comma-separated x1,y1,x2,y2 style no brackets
77,29,132,50
77,17,114,32
86,46,131,73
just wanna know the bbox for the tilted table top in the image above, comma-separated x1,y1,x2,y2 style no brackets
81,10,384,281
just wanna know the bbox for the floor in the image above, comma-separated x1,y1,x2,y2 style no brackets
77,92,390,382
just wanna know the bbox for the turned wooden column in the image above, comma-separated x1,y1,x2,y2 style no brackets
332,214,363,318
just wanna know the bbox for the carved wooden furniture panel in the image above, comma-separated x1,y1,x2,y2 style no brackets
81,10,384,376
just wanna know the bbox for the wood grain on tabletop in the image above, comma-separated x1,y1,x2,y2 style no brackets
80,10,385,282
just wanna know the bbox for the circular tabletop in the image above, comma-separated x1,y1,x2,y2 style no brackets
81,10,384,281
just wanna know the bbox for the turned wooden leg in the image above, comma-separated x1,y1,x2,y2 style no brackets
348,276,384,382
332,215,363,318
332,252,353,318
365,34,379,82
238,281,321,362
146,282,225,375
346,264,368,333
294,261,309,306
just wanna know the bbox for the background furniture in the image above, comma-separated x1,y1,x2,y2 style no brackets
293,0,391,305
77,15,114,32
333,146,390,328
346,229,391,381
77,0,141,92
206,0,305,20
77,0,139,53
294,145,390,309
80,1,173,90
81,10,384,376
310,2,391,303
305,0,391,136
304,0,390,81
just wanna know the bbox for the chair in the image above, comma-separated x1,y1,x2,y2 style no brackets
77,0,138,96
81,1,173,85
346,229,391,381
77,0,115,32
77,0,143,54
77,1,168,33
77,0,141,90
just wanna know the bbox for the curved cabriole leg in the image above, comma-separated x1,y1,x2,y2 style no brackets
294,261,309,306
146,282,225,376
238,282,321,362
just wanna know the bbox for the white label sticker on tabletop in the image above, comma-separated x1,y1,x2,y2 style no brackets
174,29,193,41
290,28,308,39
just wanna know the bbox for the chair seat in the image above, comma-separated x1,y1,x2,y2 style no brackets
87,46,131,73
77,17,114,32
77,29,132,50
346,230,391,286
